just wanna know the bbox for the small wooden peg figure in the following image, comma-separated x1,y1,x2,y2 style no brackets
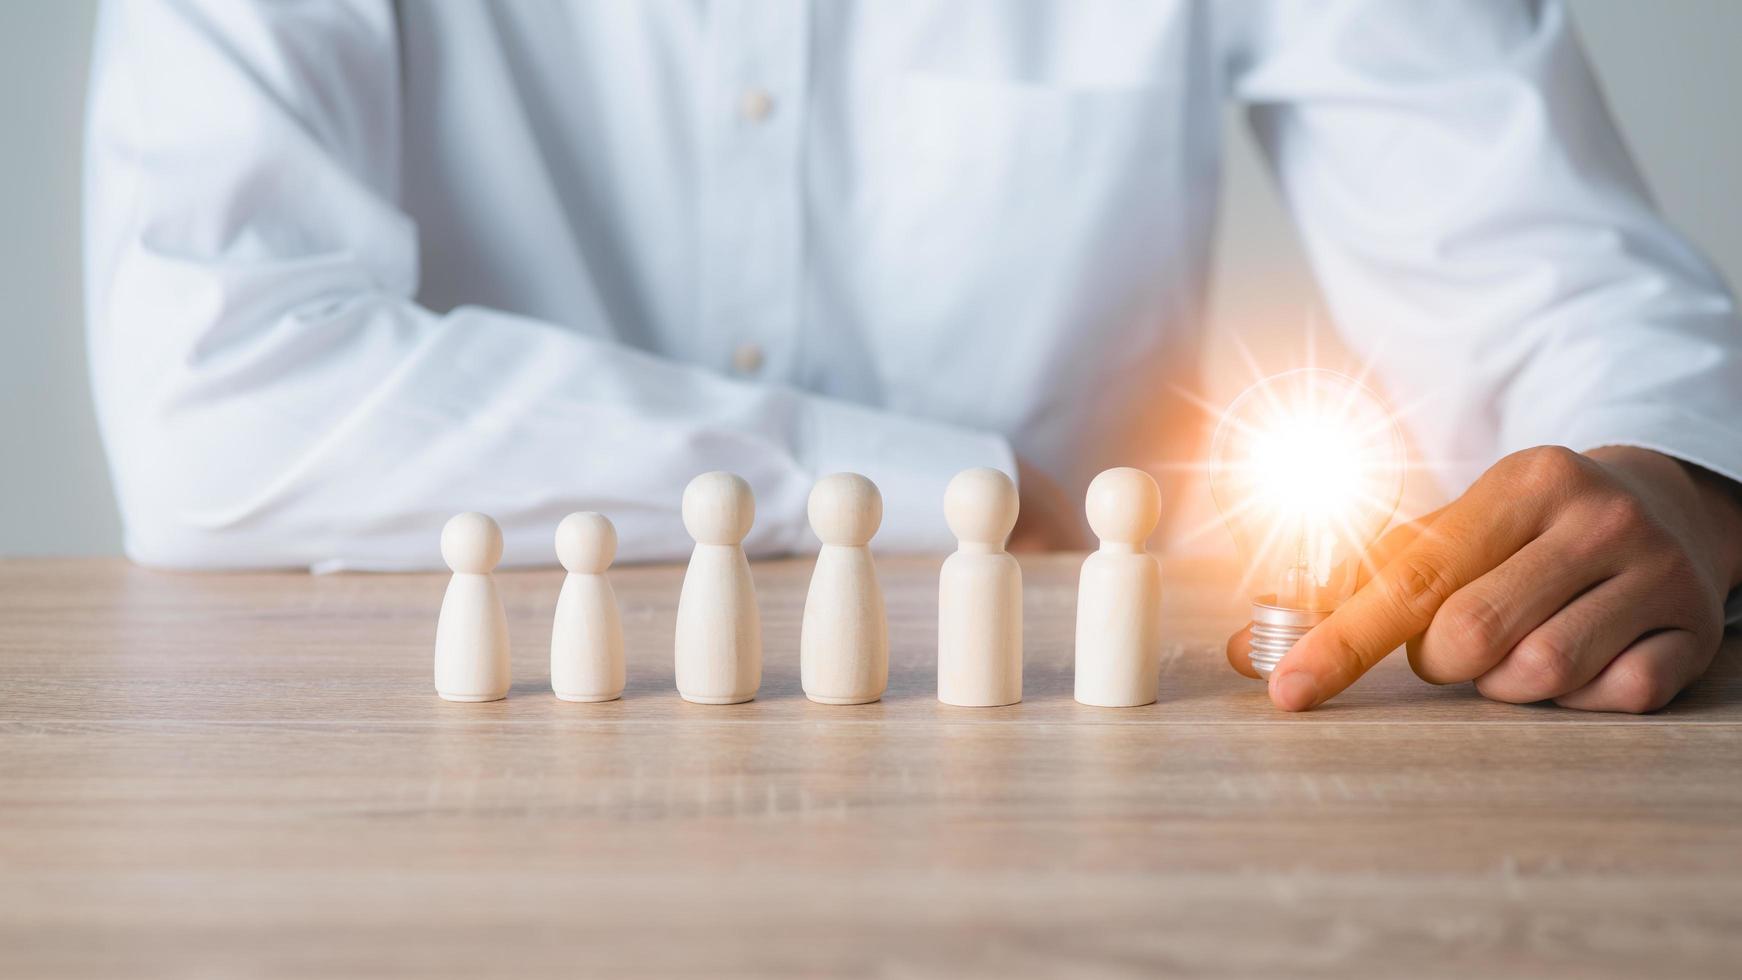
551,511,626,702
800,472,889,705
434,512,512,702
938,467,1023,707
1074,468,1163,707
674,472,762,704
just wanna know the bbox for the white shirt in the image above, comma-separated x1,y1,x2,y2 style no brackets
84,0,1742,570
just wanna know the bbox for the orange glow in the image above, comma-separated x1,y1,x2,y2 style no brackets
1209,369,1405,610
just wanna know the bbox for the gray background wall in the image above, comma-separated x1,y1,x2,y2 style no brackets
2,1,1738,557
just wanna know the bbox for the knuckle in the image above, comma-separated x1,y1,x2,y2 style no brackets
1585,490,1649,540
1666,551,1716,598
1312,627,1365,679
1439,593,1509,658
1382,553,1460,621
1631,553,1719,626
1659,563,1714,616
1415,595,1507,684
1509,634,1580,695
1505,445,1585,496
1604,660,1674,714
1311,619,1398,687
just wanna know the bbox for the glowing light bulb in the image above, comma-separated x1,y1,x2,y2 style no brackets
1209,369,1405,676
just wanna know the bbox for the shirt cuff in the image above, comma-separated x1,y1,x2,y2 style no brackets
1561,404,1742,491
799,397,1015,553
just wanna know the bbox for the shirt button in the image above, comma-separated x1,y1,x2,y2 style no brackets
740,88,775,123
731,342,765,375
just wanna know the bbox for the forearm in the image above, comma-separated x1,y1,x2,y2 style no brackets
91,292,1010,570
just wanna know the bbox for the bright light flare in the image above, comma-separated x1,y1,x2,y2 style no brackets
1244,415,1370,525
1210,369,1405,610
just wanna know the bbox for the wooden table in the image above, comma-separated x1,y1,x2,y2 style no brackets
2,557,1739,978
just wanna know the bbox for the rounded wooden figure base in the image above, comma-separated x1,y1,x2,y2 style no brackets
1076,695,1156,708
807,694,881,705
681,694,756,705
939,696,1022,708
555,692,622,703
437,692,506,703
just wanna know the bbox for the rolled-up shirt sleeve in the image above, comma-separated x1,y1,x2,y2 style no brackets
83,0,1010,570
1227,0,1742,495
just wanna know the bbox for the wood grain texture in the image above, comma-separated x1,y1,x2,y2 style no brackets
1,556,1739,979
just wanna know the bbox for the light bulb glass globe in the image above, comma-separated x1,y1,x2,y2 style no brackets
1209,369,1405,675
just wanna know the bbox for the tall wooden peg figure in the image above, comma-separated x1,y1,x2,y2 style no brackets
1074,468,1163,707
674,472,762,704
434,512,511,702
938,467,1023,707
800,472,888,704
550,512,625,702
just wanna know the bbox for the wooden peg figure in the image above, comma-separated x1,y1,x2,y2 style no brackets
550,512,625,702
938,467,1023,707
800,472,888,704
433,512,512,702
1074,468,1163,707
674,472,762,704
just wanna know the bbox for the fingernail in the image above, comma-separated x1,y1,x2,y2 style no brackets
1272,671,1319,712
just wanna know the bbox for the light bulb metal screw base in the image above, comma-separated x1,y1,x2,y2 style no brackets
1248,600,1332,677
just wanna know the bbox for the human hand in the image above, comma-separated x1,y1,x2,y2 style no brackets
1226,446,1742,712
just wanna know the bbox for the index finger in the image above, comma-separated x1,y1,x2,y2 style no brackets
1267,484,1542,711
